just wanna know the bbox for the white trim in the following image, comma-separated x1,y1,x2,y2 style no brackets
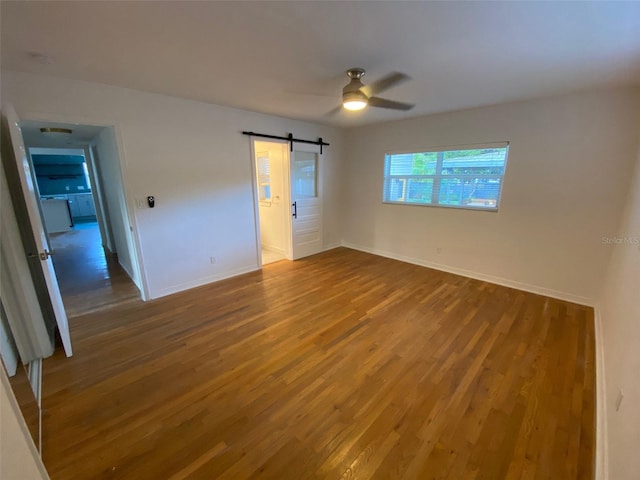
152,264,259,299
27,359,43,456
0,366,50,479
342,242,594,307
249,138,264,269
323,242,342,252
109,123,148,300
262,245,286,255
594,307,608,479
0,305,19,376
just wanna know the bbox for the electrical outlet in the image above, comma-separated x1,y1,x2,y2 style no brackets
616,388,624,412
210,256,216,265
436,247,442,254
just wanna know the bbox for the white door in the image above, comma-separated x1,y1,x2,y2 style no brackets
290,146,322,260
2,104,73,357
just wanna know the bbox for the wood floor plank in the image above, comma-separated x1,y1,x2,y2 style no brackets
42,247,595,479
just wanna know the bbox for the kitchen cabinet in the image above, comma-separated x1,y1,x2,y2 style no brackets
67,193,96,218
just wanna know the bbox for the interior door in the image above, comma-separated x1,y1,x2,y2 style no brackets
2,104,73,357
290,146,322,260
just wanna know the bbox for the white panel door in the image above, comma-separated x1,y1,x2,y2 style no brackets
290,146,322,260
2,104,73,357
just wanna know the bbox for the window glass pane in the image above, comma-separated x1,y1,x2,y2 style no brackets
467,178,501,208
259,184,271,200
438,177,466,205
257,156,270,176
383,145,508,211
441,148,507,175
256,154,271,202
406,178,433,203
438,177,503,208
385,178,407,202
293,151,317,198
387,152,437,175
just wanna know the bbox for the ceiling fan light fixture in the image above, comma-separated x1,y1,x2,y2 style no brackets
342,91,368,111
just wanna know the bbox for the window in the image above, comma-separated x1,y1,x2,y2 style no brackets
292,151,317,198
256,153,271,203
383,143,509,211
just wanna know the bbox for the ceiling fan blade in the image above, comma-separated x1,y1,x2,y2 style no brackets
368,97,415,111
324,105,343,117
361,72,410,97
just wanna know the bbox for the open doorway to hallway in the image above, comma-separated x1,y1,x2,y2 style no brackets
19,120,143,318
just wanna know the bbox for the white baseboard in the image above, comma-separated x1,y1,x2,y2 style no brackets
261,245,285,255
118,259,135,285
155,243,344,299
323,242,342,252
594,308,608,479
151,264,259,299
341,242,594,307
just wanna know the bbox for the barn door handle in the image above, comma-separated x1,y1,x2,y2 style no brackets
292,201,297,219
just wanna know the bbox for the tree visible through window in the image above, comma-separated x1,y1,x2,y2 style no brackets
383,144,509,211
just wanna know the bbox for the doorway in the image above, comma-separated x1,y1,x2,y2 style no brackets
253,140,290,265
251,139,323,265
19,120,142,317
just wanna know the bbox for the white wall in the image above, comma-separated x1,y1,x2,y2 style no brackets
255,141,288,255
92,127,137,285
598,123,640,480
342,89,640,304
0,367,49,480
1,70,343,299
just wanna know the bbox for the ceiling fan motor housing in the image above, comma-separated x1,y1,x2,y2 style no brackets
343,68,368,105
340,67,414,112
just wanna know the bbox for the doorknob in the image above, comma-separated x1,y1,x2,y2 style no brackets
292,201,297,219
28,250,55,261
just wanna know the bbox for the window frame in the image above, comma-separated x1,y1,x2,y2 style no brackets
382,142,509,212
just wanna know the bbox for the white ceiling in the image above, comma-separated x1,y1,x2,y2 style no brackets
20,120,104,148
2,1,640,127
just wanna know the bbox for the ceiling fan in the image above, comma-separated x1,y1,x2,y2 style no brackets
339,68,414,112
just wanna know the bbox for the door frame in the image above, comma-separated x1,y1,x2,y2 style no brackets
83,144,114,253
11,110,149,301
2,104,73,356
249,138,292,267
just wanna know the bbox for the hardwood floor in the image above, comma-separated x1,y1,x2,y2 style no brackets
41,247,595,479
49,223,140,318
